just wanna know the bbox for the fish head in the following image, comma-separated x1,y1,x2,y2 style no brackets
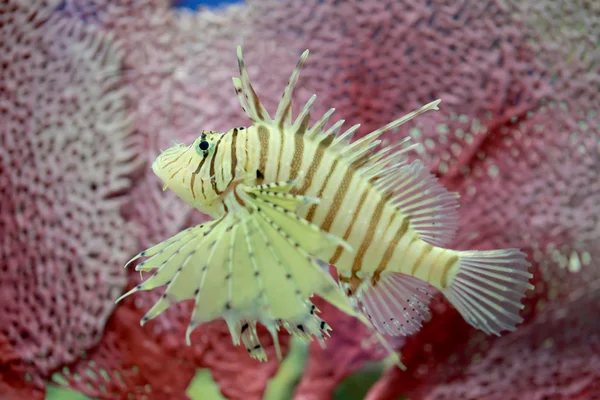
151,130,225,217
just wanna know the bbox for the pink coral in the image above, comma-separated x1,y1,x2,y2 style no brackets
0,0,138,395
1,0,598,399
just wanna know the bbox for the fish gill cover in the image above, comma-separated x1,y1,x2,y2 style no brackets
0,0,598,399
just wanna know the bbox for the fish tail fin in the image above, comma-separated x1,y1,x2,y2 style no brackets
441,248,534,335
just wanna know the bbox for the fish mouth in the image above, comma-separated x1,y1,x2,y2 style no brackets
151,160,159,174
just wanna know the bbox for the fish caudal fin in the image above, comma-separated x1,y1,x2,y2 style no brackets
441,249,534,335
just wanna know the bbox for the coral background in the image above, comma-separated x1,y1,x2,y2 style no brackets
1,0,599,399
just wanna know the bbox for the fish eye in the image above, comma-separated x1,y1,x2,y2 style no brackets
198,140,210,151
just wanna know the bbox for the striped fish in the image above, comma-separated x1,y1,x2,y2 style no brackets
117,46,534,365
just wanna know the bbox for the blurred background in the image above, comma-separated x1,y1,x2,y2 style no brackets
0,0,598,399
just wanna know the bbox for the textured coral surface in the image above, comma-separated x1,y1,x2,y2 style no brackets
1,0,598,399
0,0,137,397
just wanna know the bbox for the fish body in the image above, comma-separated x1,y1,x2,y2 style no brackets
118,46,533,363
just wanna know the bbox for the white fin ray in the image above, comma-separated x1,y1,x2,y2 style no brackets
373,160,461,247
235,46,271,123
245,180,353,257
343,140,382,165
364,159,411,184
115,225,218,307
337,100,441,164
139,221,225,326
360,138,417,180
239,320,268,361
232,77,250,119
330,123,361,148
307,108,335,139
357,273,434,336
314,119,345,145
122,226,196,270
443,249,534,335
292,94,316,135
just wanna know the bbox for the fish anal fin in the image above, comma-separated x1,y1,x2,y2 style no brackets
356,272,434,336
442,249,534,336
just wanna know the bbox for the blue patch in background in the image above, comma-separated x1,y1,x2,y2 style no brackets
172,0,244,10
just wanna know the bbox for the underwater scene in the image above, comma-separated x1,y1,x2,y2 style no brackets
0,0,598,399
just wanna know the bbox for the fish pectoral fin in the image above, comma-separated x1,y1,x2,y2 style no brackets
354,272,435,336
119,177,360,361
243,179,353,257
115,217,227,323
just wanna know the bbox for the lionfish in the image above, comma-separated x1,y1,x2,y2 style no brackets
117,46,533,367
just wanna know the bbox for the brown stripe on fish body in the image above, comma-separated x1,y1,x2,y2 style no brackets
394,233,425,275
200,152,217,200
361,199,403,272
228,128,239,185
302,154,339,222
425,248,445,283
190,156,208,200
261,125,283,183
409,242,433,279
319,167,355,232
328,180,371,265
287,128,305,180
403,241,447,283
291,139,326,196
335,196,398,275
209,134,226,195
216,135,230,194
277,124,302,181
306,155,359,228
223,131,238,189
370,215,410,285
347,193,389,277
256,125,270,181
400,244,458,289
432,251,460,289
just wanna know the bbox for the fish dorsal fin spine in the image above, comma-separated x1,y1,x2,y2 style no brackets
307,108,335,139
234,46,271,124
292,94,316,135
233,46,440,171
335,100,440,165
274,49,310,128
